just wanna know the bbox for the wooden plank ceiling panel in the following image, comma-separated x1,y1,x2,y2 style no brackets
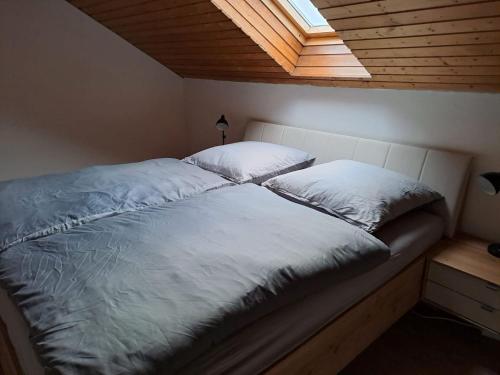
68,0,500,92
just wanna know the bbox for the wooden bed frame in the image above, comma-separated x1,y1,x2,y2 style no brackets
264,255,427,375
0,249,433,375
0,317,22,375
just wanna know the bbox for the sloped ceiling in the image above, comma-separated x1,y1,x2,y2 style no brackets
68,0,500,92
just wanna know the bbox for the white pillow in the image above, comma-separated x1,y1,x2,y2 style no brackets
263,160,443,232
183,141,315,184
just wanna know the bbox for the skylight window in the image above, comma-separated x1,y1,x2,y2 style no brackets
211,0,370,78
287,0,329,27
275,0,334,35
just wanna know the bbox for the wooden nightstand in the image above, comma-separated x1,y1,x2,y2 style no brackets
423,235,500,338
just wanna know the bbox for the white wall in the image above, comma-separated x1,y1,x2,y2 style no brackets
185,79,500,241
0,0,187,181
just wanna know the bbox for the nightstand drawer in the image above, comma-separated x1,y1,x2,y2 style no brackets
425,281,500,333
428,262,500,309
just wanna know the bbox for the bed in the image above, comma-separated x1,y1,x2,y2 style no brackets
0,122,472,375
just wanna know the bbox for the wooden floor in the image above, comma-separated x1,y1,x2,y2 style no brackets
341,303,500,375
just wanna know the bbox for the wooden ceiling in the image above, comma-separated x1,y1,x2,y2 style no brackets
68,0,500,92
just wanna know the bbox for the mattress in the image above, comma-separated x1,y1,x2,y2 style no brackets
0,210,443,375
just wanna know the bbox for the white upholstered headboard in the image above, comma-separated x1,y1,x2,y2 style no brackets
244,121,472,238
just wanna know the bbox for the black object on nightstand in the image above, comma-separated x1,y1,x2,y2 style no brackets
478,172,500,258
488,243,500,258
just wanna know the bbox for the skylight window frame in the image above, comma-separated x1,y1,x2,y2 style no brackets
210,0,371,79
273,0,335,37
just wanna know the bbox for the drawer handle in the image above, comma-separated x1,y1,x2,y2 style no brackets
480,304,495,313
486,282,499,291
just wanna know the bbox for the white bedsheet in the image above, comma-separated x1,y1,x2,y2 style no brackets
0,210,443,375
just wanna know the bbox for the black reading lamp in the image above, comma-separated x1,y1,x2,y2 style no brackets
215,115,229,145
479,172,500,258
